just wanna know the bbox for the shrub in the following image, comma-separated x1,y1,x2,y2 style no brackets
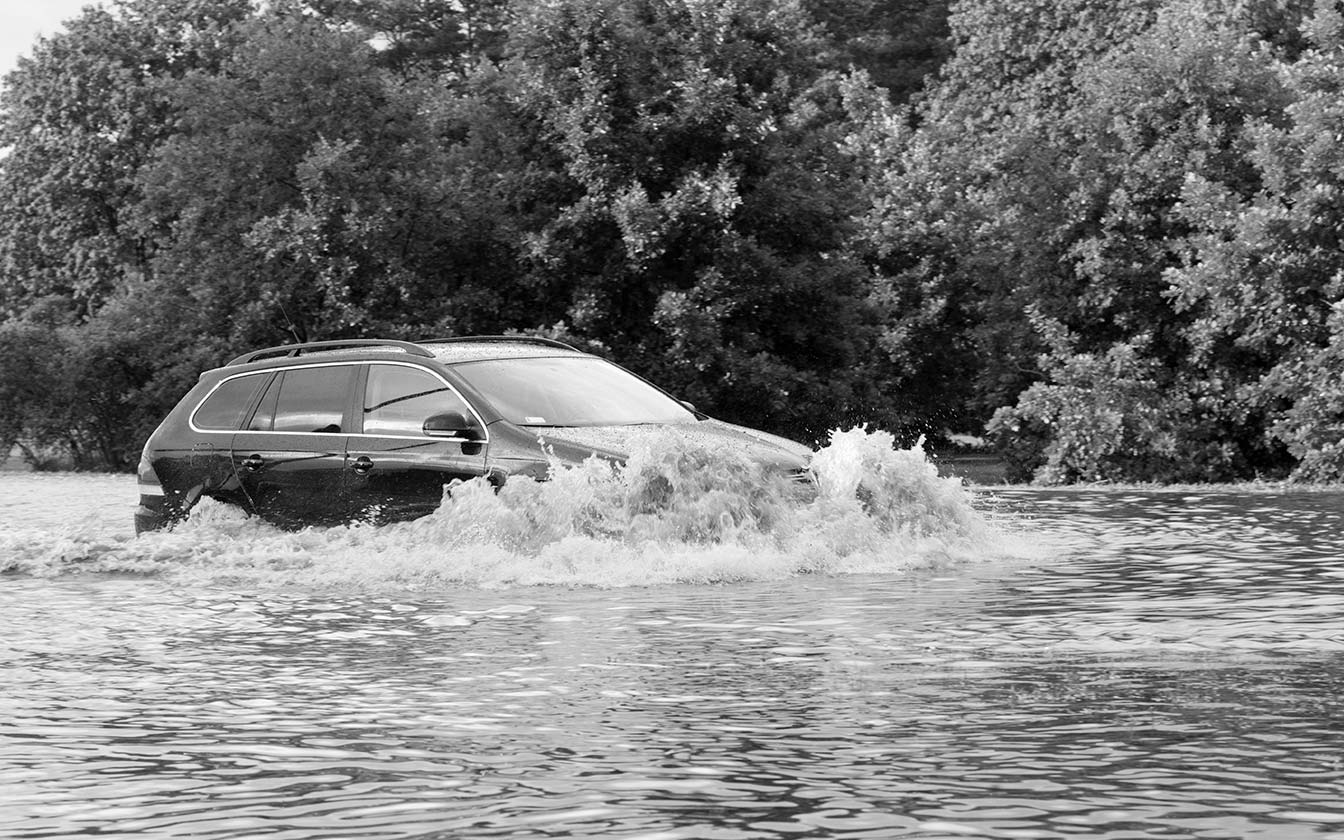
986,315,1184,484
1268,301,1344,482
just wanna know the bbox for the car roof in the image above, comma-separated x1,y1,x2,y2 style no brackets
421,338,589,365
220,336,590,372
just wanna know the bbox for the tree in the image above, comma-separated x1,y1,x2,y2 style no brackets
497,0,918,440
136,10,428,346
1169,1,1344,479
872,0,1316,479
860,0,1167,423
0,322,66,465
986,310,1185,483
804,0,953,104
303,0,511,74
0,0,250,322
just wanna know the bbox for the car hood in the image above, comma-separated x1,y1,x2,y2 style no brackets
533,420,812,473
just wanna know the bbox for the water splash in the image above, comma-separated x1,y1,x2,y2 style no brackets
1,427,1010,588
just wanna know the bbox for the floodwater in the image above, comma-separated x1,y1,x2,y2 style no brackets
2,429,1343,839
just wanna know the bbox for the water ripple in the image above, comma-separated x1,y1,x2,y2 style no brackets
3,482,1344,837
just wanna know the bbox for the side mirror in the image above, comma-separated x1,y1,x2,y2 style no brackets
423,411,480,440
680,400,698,414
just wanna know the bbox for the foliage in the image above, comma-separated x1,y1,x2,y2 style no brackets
138,12,427,345
302,0,511,74
1,0,943,467
889,0,1322,480
1269,303,1344,481
0,302,184,470
1160,1,1344,481
6,0,1344,479
0,0,249,322
0,322,66,464
985,312,1183,483
493,0,916,441
803,0,953,104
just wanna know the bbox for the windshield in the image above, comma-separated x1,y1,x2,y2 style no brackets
451,356,697,427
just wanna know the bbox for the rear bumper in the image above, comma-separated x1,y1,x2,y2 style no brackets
134,503,171,535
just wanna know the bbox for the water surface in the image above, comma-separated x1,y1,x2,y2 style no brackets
3,434,1343,839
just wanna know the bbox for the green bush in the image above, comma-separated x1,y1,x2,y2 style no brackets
986,316,1184,484
1267,303,1344,482
0,298,212,471
0,321,69,467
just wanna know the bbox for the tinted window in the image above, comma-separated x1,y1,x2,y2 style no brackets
450,357,695,426
194,374,267,430
363,364,471,436
248,374,281,431
266,366,354,433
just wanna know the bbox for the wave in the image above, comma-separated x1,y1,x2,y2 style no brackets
1,428,1018,588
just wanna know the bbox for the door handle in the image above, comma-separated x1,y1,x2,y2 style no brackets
242,454,265,472
351,456,374,475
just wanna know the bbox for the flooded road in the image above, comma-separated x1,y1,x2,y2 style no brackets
2,437,1343,839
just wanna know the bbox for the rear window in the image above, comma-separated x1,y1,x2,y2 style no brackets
193,374,267,431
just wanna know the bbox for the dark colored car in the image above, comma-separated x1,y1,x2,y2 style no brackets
135,337,812,533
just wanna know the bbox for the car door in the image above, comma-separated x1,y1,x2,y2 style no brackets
344,362,489,524
230,363,357,527
187,371,275,511
163,370,271,512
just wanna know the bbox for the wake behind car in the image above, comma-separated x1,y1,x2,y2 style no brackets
135,337,813,533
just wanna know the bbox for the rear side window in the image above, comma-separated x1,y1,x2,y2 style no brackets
362,364,473,436
262,366,354,433
193,374,267,431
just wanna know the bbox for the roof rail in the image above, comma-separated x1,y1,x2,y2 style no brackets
227,339,436,367
418,335,581,352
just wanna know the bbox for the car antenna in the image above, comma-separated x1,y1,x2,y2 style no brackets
279,303,303,344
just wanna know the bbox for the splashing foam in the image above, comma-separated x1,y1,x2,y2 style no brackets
2,428,1006,588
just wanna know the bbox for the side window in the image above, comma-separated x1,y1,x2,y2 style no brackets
193,374,267,431
363,364,471,436
267,366,354,433
248,374,281,431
